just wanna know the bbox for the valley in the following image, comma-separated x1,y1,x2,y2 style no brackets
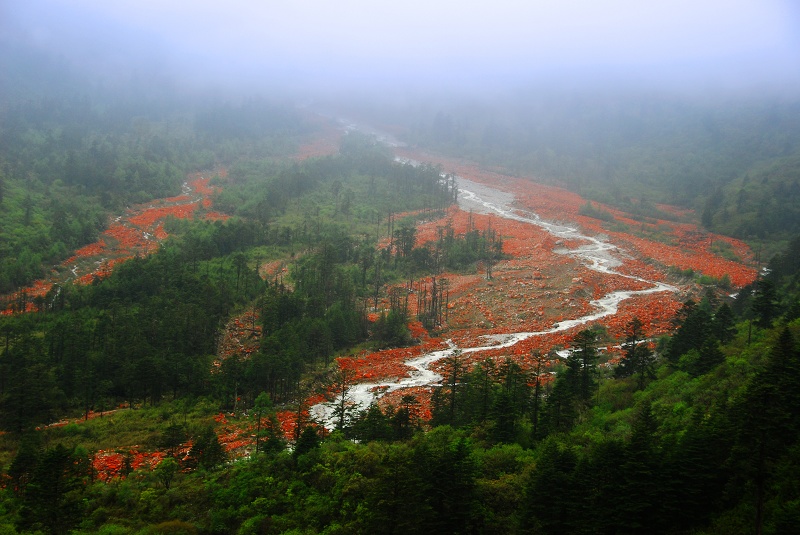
309,119,755,427
3,2,799,531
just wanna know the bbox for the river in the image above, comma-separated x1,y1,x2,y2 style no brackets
310,168,676,429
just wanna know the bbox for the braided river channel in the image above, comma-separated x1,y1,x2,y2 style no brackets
310,171,677,429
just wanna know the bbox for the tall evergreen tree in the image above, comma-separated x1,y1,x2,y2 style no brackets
361,443,431,534
666,304,712,365
572,328,599,403
543,364,580,434
692,338,726,376
254,392,285,454
431,350,464,427
330,366,358,433
711,302,737,343
752,278,779,328
187,425,227,470
616,317,657,389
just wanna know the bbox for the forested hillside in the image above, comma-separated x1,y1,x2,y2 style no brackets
335,91,800,242
2,33,800,535
0,46,306,293
1,207,798,533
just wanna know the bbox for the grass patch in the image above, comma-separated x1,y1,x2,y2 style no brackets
604,221,631,234
578,201,615,222
710,240,741,262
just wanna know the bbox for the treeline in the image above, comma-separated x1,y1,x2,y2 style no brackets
214,132,456,226
384,215,504,277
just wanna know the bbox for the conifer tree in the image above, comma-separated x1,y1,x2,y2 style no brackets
616,317,657,389
572,328,599,402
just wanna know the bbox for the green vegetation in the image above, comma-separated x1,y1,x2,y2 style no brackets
4,165,800,534
703,151,800,240
351,92,800,242
3,256,800,532
0,141,460,432
0,51,308,293
2,43,799,533
578,201,615,222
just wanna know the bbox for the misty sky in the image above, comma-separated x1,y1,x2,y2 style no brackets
4,0,800,94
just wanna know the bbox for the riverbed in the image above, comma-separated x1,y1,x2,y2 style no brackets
310,172,676,428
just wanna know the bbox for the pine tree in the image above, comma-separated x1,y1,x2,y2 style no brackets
694,338,726,376
572,329,599,403
362,443,431,534
353,403,392,442
666,305,711,365
711,302,737,343
543,370,579,434
616,318,657,389
254,392,285,453
431,350,464,426
417,428,477,534
330,366,357,433
752,278,779,328
293,425,320,459
187,425,227,470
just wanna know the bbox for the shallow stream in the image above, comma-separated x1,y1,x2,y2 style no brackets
310,136,676,429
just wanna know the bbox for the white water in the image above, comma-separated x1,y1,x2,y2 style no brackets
310,156,676,429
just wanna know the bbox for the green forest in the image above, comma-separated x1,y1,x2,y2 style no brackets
3,34,800,535
340,92,800,246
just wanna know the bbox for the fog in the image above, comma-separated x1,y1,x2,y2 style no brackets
4,0,800,100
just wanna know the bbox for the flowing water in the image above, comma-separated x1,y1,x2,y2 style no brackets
310,144,676,429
